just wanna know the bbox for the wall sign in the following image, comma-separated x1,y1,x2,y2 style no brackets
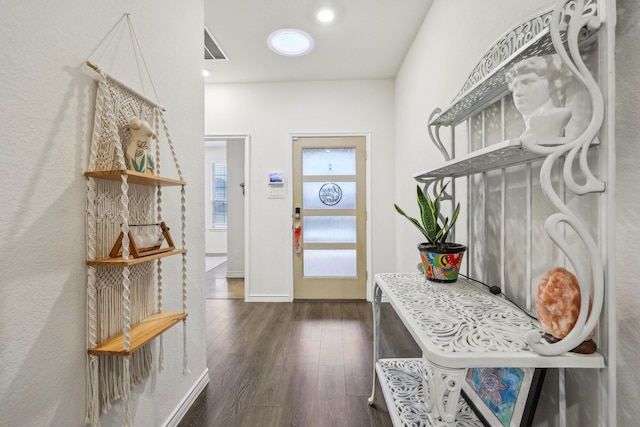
319,182,342,206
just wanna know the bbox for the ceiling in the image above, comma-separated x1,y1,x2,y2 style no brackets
203,0,433,84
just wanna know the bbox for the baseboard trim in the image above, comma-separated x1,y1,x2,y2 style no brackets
225,270,245,279
245,294,292,302
163,369,210,427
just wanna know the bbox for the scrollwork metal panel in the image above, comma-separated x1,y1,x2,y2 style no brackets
520,0,605,355
377,359,483,427
430,0,598,127
379,273,540,355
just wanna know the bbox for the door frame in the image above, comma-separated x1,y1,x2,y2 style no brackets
204,133,251,301
287,132,373,301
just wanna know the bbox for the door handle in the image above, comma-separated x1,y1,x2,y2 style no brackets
294,225,302,254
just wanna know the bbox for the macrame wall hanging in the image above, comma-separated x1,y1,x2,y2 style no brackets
83,14,188,427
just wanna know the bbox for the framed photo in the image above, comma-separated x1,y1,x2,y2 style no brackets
461,367,546,427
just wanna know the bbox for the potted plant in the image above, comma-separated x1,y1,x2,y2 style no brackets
394,182,466,282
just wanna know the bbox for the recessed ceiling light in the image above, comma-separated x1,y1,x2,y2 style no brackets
202,69,211,77
267,29,314,57
316,8,335,23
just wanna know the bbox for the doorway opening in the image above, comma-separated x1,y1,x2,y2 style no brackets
204,135,249,299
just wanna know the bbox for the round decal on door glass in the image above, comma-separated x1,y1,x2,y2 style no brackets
319,183,342,206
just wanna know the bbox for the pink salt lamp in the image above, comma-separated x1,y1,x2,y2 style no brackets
535,267,596,354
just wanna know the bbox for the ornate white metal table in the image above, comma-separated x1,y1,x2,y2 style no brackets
368,273,604,426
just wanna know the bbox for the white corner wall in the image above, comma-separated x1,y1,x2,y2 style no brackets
0,2,207,426
205,80,395,300
396,0,640,426
614,0,640,424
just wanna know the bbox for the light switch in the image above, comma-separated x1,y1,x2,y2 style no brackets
267,190,285,199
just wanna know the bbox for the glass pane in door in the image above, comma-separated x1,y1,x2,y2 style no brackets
303,249,357,277
302,148,356,176
302,182,356,209
303,216,357,243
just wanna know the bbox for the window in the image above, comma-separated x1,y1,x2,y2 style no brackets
211,163,227,228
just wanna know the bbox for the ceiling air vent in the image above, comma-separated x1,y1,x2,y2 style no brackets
204,27,228,60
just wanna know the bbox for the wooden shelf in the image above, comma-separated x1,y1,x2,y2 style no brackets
87,248,186,266
85,169,186,187
88,311,188,356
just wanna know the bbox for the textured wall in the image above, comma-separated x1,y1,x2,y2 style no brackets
0,1,206,426
615,0,640,424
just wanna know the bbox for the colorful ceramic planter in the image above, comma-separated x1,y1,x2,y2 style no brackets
418,243,466,283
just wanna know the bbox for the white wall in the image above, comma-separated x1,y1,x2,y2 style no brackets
396,0,640,425
614,0,640,424
226,139,246,277
205,80,395,300
0,2,207,426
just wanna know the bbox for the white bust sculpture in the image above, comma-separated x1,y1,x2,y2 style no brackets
506,55,573,144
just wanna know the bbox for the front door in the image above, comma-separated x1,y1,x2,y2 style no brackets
292,136,367,299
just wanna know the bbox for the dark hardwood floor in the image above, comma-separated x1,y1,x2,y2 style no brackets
178,299,420,427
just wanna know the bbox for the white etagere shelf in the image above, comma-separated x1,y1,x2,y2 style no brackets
370,0,615,424
414,139,539,180
413,138,600,181
428,5,598,128
375,358,483,427
375,273,604,370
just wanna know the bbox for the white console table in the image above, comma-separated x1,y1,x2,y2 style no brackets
368,273,604,426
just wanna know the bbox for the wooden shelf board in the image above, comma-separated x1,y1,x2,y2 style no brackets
87,248,186,266
85,170,186,187
88,311,188,356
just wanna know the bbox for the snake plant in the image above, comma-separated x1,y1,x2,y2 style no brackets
394,182,460,246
